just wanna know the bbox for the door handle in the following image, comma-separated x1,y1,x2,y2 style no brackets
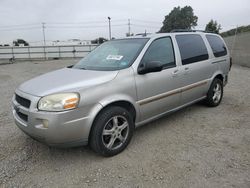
172,69,179,77
184,67,190,74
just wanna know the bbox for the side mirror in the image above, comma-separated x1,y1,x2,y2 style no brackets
138,61,163,74
67,65,74,68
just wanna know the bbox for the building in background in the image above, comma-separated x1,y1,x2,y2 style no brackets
51,39,91,46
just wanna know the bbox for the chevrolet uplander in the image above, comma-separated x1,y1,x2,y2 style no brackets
12,31,231,156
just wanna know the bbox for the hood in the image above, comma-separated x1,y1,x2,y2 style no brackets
18,68,118,96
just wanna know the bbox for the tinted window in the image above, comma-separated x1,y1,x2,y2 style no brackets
176,34,208,65
141,37,175,68
206,35,227,57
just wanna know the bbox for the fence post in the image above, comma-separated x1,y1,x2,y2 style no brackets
28,46,31,60
231,25,238,56
43,45,46,60
11,47,14,59
58,46,61,59
73,46,76,58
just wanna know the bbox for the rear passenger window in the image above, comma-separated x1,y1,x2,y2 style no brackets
176,34,208,65
206,35,227,57
141,37,175,68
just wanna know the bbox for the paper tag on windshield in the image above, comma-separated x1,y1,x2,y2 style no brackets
106,55,123,61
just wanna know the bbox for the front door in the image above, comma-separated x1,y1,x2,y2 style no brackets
134,37,182,121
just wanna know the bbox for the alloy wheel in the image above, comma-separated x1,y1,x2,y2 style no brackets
102,115,129,150
212,83,222,103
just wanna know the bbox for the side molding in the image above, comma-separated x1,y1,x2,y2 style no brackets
137,79,209,105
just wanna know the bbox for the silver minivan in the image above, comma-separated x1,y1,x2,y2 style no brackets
12,32,231,156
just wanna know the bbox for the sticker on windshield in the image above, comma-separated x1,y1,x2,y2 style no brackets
106,55,123,61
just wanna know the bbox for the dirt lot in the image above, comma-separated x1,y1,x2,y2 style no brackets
0,60,249,188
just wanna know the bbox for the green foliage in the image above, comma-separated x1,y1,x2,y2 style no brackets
91,37,108,44
221,25,250,37
159,6,198,33
205,20,221,34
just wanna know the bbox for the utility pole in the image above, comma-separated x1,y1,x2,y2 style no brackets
108,17,111,40
42,22,46,59
128,19,131,36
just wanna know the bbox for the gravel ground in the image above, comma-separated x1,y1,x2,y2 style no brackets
0,60,249,188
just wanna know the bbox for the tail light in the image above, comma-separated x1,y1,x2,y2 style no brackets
229,57,232,71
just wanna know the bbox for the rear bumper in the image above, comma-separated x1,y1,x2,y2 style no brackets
224,75,228,86
12,89,102,147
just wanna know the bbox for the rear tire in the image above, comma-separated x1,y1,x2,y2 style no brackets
205,78,223,107
90,106,134,157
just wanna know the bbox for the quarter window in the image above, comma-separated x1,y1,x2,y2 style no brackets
141,37,176,68
206,35,227,57
176,34,209,65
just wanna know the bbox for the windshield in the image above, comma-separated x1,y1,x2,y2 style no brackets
73,38,149,71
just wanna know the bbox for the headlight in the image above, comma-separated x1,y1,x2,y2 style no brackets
38,93,80,112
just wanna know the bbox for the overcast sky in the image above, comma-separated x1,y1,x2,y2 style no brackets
0,0,249,44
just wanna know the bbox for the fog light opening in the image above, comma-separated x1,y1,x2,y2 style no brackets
42,119,49,128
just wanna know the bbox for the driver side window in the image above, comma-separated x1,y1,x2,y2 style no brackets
141,37,176,69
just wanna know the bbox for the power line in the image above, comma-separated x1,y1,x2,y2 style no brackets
0,23,40,29
0,20,128,30
131,24,160,29
0,24,127,31
0,27,41,31
46,24,127,29
132,19,162,24
46,19,127,25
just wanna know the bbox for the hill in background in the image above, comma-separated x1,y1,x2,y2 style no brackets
221,25,250,37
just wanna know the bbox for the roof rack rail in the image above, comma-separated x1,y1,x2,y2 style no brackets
135,32,152,37
170,29,206,33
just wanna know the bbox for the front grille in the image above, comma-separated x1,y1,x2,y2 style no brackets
15,94,31,108
17,111,28,122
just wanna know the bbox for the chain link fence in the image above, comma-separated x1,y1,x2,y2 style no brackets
0,44,98,62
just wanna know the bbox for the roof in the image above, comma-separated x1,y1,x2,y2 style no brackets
123,31,219,40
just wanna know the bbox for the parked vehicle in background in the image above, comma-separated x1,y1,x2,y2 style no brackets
12,31,231,156
13,39,29,46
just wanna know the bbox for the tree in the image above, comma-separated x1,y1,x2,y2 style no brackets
126,33,134,37
205,20,221,34
159,6,198,33
91,37,108,44
221,25,250,37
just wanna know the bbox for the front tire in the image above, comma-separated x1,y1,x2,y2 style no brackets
90,106,134,157
205,78,223,107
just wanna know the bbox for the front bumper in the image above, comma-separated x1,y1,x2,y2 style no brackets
12,89,102,147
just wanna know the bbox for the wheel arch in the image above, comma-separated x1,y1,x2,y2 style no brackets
214,74,223,82
99,100,137,122
88,97,139,142
210,72,224,86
